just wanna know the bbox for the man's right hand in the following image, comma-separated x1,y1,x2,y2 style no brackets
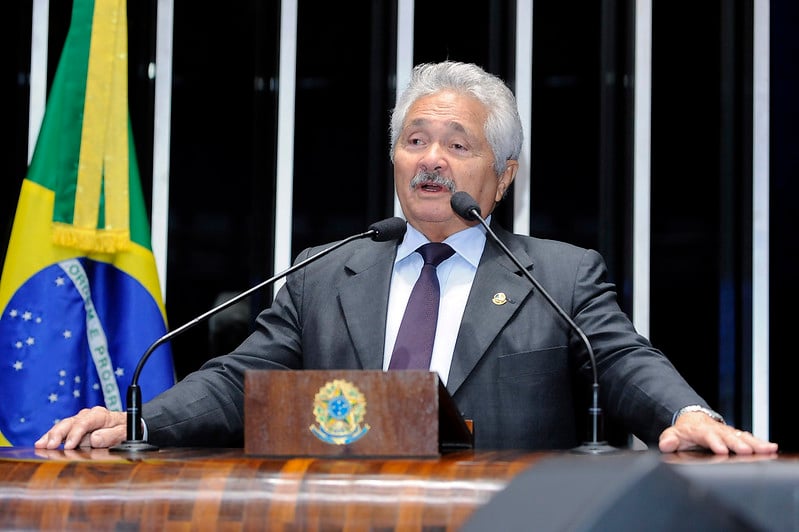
34,406,127,450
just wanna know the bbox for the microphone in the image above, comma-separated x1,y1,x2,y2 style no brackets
110,216,407,452
450,192,617,454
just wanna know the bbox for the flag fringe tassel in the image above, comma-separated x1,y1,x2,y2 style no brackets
52,223,131,253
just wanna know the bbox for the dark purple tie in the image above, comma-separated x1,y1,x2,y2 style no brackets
389,243,455,370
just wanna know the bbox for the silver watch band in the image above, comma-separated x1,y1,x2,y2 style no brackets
672,404,726,425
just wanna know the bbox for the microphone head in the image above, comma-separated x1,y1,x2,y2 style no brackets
368,217,407,241
451,191,481,220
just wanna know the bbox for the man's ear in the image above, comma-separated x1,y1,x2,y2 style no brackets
496,160,519,201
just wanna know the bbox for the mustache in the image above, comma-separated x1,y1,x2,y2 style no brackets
409,172,456,192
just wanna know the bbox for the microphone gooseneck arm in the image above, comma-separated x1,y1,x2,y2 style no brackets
111,217,407,452
450,192,616,454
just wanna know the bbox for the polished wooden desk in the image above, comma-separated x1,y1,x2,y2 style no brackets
0,447,542,530
0,447,794,531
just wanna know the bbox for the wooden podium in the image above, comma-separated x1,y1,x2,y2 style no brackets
244,370,473,457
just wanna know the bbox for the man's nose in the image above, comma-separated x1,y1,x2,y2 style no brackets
418,144,446,173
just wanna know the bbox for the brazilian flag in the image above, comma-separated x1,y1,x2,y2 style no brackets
0,0,175,446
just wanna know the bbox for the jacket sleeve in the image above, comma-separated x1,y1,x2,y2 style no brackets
570,248,711,444
142,252,308,447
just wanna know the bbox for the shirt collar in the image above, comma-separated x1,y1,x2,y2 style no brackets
397,217,489,269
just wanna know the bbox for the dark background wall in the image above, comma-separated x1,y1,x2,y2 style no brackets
2,1,796,450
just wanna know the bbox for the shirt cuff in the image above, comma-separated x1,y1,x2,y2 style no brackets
672,404,726,425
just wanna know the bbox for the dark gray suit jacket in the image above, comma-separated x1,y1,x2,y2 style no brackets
144,223,710,450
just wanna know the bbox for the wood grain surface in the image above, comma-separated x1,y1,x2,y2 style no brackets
0,447,544,530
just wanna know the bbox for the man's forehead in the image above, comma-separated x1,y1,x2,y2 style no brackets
405,117,469,135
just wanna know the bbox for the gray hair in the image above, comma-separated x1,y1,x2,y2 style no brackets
389,61,524,177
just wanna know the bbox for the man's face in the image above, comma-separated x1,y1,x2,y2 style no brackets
393,90,517,241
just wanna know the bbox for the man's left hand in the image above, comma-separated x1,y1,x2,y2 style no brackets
658,411,779,454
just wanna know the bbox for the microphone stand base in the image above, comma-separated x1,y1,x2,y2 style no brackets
570,441,620,455
109,440,159,453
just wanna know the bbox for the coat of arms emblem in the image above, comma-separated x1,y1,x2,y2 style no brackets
309,379,370,445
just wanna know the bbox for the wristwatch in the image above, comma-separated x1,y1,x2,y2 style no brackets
672,404,726,425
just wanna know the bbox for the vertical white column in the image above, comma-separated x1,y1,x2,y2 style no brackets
28,0,49,163
394,0,414,218
752,0,770,439
628,0,654,451
152,0,174,301
514,0,533,236
632,0,652,339
272,0,298,295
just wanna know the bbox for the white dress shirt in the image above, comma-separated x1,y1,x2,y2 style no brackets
383,220,487,385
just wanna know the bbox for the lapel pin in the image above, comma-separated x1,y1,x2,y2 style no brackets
492,292,508,305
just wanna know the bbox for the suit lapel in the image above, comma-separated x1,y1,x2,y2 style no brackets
335,226,535,392
447,228,535,395
338,240,397,369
